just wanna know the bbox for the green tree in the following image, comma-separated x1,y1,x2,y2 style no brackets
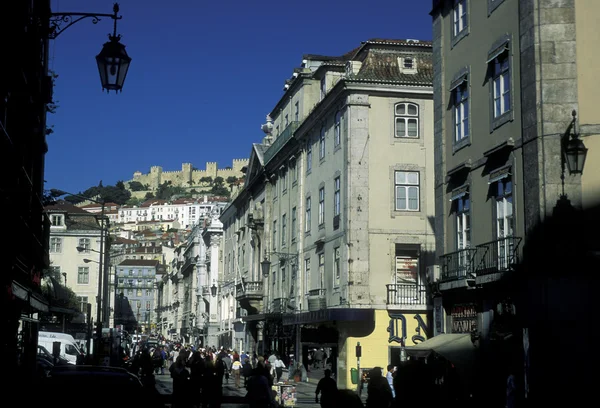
128,181,146,191
199,176,213,185
214,176,224,186
210,184,230,197
145,192,155,199
127,196,142,206
116,180,126,190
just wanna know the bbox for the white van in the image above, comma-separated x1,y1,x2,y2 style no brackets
38,331,82,365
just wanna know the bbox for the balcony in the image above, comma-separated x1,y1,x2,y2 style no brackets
272,297,289,314
307,288,326,311
474,236,522,285
439,248,477,290
263,121,300,164
235,280,264,315
386,283,428,310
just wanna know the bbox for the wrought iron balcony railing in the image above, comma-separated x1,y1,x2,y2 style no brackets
272,297,289,313
263,121,300,164
475,236,522,275
440,248,477,281
235,280,264,299
307,288,326,311
386,283,427,306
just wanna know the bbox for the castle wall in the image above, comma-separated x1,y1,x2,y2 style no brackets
126,159,248,192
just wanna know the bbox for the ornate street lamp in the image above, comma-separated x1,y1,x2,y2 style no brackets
210,284,218,297
563,110,588,175
49,3,131,93
261,256,271,278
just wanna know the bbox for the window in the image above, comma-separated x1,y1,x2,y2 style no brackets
453,0,468,37
280,168,287,193
318,253,325,289
78,238,91,253
291,207,297,242
272,221,277,251
137,289,142,296
77,296,88,314
318,187,325,226
51,214,63,226
334,247,340,287
454,82,469,143
334,177,341,216
282,266,286,282
305,197,311,232
320,77,326,100
456,194,471,251
281,214,287,247
319,126,326,160
304,258,311,293
50,237,62,253
334,111,341,147
291,159,298,183
395,103,419,138
492,53,511,118
495,175,514,243
306,139,312,172
285,114,289,127
294,102,299,122
395,171,420,211
404,57,414,69
146,301,151,311
77,267,89,284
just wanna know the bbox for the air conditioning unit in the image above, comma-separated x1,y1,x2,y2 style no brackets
426,265,440,282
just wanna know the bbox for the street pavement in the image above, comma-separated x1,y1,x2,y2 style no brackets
154,369,365,408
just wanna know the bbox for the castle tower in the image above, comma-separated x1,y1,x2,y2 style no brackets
206,162,217,178
150,166,163,190
182,163,193,185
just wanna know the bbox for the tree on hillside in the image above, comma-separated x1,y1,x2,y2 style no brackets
199,176,212,185
214,176,224,186
126,197,142,206
145,192,155,199
128,181,146,191
61,182,131,205
210,184,230,197
116,180,126,190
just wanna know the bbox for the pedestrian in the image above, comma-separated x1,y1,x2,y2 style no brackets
231,356,242,388
386,364,396,399
245,361,276,408
366,367,393,408
170,354,191,408
274,355,286,383
242,358,253,387
315,369,337,408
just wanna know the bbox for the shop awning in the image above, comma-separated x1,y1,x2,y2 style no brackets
405,333,477,385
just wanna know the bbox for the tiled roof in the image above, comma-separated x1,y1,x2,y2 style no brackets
353,48,433,86
140,199,168,207
44,200,92,214
118,259,160,267
113,237,138,244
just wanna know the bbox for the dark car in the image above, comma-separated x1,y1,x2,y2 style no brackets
37,365,164,408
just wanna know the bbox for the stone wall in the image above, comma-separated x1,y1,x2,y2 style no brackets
128,159,248,192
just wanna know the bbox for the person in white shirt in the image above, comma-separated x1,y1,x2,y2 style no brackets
274,355,286,383
386,365,396,399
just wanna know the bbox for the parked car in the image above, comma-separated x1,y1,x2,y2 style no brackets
37,365,164,407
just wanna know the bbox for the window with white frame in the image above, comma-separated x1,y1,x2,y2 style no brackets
454,82,469,143
77,267,89,284
50,237,62,253
319,126,326,159
334,177,341,216
280,168,287,193
305,197,311,232
334,111,341,147
306,139,312,172
334,247,340,287
281,214,287,247
291,207,297,242
291,159,298,183
78,238,91,253
146,301,151,311
272,220,277,251
51,214,63,226
304,258,311,293
318,253,325,289
492,52,511,118
453,0,468,37
318,187,325,226
320,77,326,100
77,296,88,314
495,176,514,269
137,289,142,296
395,103,419,138
394,171,420,211
456,193,471,251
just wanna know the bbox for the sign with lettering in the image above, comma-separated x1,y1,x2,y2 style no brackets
450,303,477,333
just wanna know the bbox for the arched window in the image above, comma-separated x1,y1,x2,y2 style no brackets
395,103,419,138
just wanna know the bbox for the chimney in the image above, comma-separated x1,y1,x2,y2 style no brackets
346,60,363,76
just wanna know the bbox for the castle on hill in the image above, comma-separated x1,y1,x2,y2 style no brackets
127,159,248,191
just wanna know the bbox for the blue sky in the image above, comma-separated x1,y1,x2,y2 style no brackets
46,0,432,195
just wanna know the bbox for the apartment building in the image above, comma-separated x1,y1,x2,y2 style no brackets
430,0,600,404
222,38,435,388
